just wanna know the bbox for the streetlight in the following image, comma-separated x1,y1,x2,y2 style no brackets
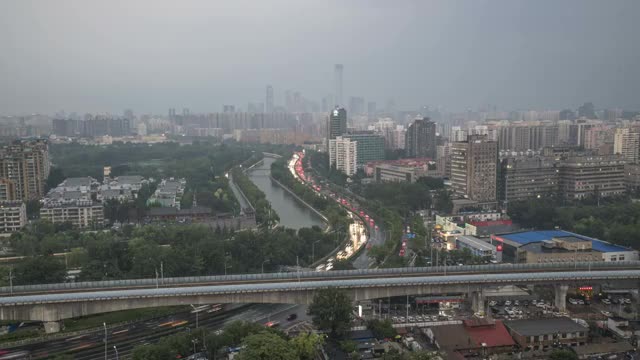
261,259,270,274
312,239,322,263
190,304,199,329
192,338,199,354
113,345,119,360
103,322,107,360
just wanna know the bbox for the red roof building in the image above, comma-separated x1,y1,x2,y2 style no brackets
425,319,515,358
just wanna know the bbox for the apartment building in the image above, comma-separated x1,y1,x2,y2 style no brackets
0,139,50,200
40,200,104,228
450,135,498,206
0,201,27,233
329,136,357,176
559,155,626,200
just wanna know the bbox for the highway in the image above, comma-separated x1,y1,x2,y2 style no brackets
3,261,638,297
3,303,309,359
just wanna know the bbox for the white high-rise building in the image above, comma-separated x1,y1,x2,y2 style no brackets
614,127,640,163
329,136,357,176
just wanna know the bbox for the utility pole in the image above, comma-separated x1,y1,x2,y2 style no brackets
9,267,13,295
161,261,164,285
113,346,119,360
103,322,107,360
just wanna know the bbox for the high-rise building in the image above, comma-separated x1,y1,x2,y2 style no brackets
266,85,274,113
334,64,343,106
326,107,347,146
367,101,377,119
559,155,625,200
499,156,559,205
450,135,498,205
614,127,640,163
329,136,357,176
0,139,50,201
342,132,385,167
405,117,437,158
348,96,365,115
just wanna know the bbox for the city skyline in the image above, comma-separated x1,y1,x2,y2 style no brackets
2,0,640,115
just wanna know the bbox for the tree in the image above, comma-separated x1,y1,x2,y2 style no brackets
549,349,578,360
308,288,353,338
290,332,324,360
331,259,355,270
366,319,396,339
13,256,66,285
237,331,296,360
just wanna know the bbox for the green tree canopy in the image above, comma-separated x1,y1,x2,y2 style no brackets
237,331,296,360
308,288,353,338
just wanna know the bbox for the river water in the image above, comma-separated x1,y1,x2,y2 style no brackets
247,157,325,230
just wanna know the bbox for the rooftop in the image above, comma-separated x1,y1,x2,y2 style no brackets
505,318,586,336
456,235,496,251
62,177,94,187
495,230,632,253
520,242,595,255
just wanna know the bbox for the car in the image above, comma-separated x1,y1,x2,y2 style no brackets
415,315,423,322
531,299,538,305
523,300,530,307
624,298,632,304
265,321,280,328
408,316,416,323
514,300,520,306
489,300,497,306
568,298,578,305
577,299,585,305
399,317,405,323
602,299,611,305
392,316,398,323
504,300,512,306
286,314,298,321
601,310,613,317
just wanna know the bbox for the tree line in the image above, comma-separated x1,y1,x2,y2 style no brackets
2,222,342,286
508,198,640,249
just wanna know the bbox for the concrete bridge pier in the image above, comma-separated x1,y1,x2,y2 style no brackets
44,321,61,334
471,291,485,315
555,284,569,312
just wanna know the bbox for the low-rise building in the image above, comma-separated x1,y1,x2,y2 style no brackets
505,318,588,350
516,236,603,264
40,199,104,228
425,318,515,357
147,178,186,209
606,317,640,339
491,230,639,263
0,201,26,233
455,235,501,262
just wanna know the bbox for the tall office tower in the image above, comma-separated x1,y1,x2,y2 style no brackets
348,96,365,115
0,139,50,201
614,127,640,163
182,108,190,117
334,64,343,106
367,101,377,119
168,108,176,120
450,135,498,205
266,85,274,113
326,107,347,144
329,136,357,176
405,117,437,158
223,105,236,113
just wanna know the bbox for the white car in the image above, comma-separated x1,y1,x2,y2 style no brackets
504,300,512,306
602,299,611,305
577,299,585,305
489,301,497,306
624,298,632,304
568,298,578,305
415,315,423,322
408,316,416,323
514,300,520,306
600,310,612,317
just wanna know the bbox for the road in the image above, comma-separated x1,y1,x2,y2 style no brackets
5,303,309,359
289,151,387,270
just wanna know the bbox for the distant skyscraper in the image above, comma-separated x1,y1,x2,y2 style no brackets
329,136,357,176
367,101,377,118
266,85,274,113
334,64,343,106
405,117,437,158
348,96,365,115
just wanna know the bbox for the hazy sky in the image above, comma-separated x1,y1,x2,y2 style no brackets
1,0,639,115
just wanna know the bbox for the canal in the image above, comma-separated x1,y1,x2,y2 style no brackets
247,157,325,229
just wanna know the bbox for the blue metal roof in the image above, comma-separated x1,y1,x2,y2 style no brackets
500,230,632,253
